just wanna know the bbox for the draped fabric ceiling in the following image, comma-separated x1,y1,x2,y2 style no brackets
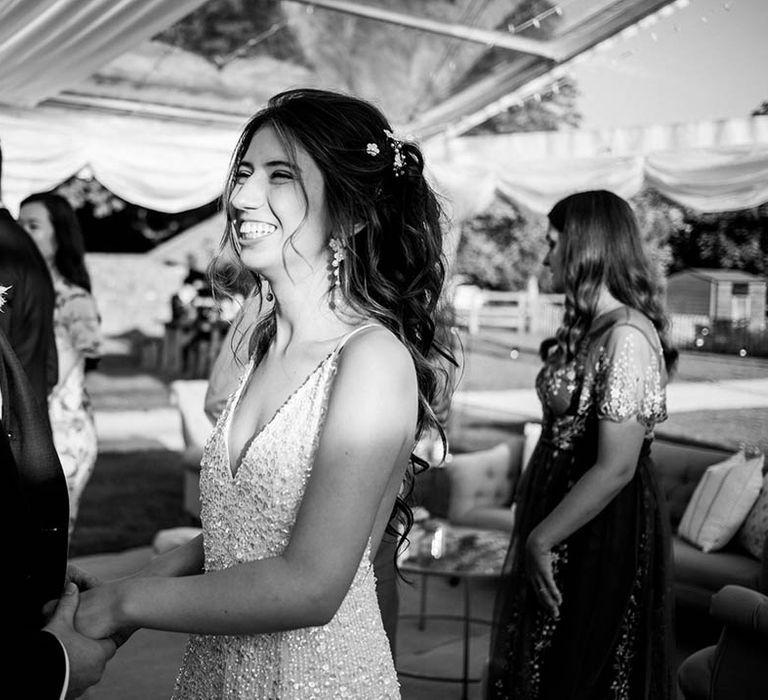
0,0,208,108
425,116,768,219
0,0,767,219
0,106,240,214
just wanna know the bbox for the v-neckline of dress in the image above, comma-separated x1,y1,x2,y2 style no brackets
224,350,334,481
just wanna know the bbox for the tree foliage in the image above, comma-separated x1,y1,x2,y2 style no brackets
155,0,305,65
627,188,768,278
667,204,768,276
455,196,546,291
628,189,687,282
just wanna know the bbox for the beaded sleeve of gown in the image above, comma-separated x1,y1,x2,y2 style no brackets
173,329,400,699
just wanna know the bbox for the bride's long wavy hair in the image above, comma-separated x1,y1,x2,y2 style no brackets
209,88,456,559
543,190,677,372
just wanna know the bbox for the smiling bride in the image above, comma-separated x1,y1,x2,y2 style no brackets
74,88,456,699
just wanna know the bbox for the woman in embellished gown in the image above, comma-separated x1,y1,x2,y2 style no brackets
486,190,677,700
76,89,454,699
18,193,102,536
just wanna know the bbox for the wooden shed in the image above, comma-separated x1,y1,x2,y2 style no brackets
666,269,767,331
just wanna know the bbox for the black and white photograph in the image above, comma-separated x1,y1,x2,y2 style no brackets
1,1,766,698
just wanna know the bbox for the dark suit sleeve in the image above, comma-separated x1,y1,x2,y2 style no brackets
0,224,58,404
10,629,68,698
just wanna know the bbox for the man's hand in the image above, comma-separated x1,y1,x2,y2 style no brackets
66,563,102,592
44,582,116,698
42,564,103,622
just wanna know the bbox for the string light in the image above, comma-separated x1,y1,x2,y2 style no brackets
506,2,574,35
444,75,571,135
441,0,701,138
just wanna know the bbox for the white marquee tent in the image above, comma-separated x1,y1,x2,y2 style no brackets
1,0,767,220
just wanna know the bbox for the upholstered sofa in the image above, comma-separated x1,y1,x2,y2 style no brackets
678,585,768,700
433,429,767,611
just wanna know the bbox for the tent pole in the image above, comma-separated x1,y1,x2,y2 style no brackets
291,0,559,60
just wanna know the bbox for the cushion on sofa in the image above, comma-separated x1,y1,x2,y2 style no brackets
737,471,768,560
673,537,762,593
651,440,733,527
678,451,764,553
446,441,523,527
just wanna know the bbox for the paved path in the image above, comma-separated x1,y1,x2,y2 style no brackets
452,378,768,423
92,377,768,450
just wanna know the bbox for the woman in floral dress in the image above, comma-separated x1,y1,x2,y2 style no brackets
486,190,678,700
19,193,101,535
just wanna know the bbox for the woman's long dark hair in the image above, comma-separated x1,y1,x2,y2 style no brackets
20,192,92,292
544,190,677,372
210,88,457,559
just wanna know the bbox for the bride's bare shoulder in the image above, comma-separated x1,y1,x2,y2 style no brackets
335,325,416,394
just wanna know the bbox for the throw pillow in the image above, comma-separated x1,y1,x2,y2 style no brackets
678,451,765,553
737,470,768,559
446,442,522,524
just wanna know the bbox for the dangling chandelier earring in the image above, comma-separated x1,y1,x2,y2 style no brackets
328,237,345,309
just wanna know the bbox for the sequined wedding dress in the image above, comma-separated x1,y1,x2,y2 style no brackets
173,324,400,699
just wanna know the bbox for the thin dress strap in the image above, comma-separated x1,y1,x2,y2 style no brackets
331,323,381,356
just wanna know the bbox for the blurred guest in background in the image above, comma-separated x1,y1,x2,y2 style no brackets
0,144,58,406
19,192,102,535
486,190,677,700
169,252,242,377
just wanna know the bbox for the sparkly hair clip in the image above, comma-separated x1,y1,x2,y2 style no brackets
384,129,405,177
365,130,407,177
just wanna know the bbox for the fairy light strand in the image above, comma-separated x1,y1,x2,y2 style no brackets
442,0,714,138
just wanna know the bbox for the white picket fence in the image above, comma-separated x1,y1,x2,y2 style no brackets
452,287,718,346
452,286,564,336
